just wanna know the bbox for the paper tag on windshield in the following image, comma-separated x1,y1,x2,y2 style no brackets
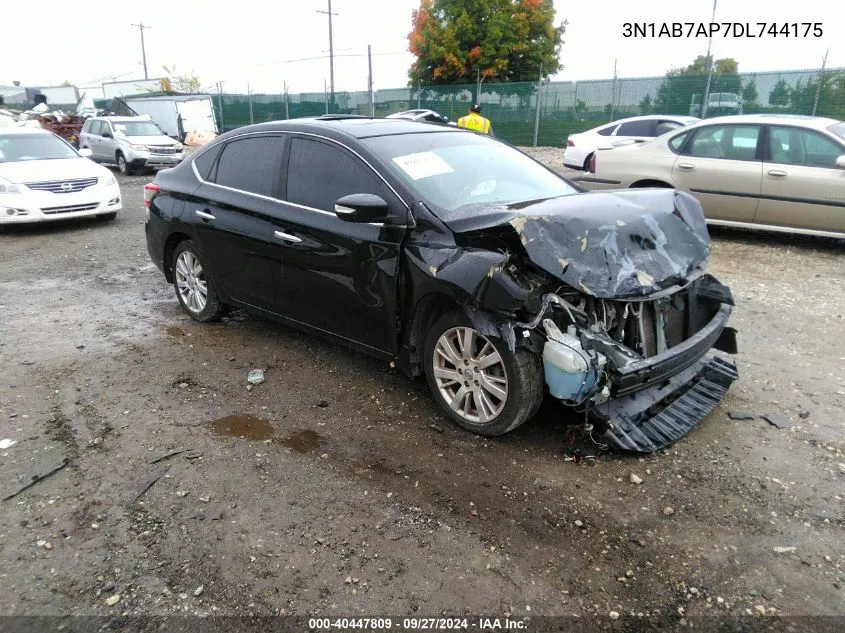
392,152,454,180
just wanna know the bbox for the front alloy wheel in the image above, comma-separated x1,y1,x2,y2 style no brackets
433,326,509,424
171,240,225,322
424,312,543,436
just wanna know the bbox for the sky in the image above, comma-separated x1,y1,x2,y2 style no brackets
1,0,839,96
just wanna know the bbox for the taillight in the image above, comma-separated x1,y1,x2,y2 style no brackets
143,183,160,208
567,138,575,147
588,154,596,173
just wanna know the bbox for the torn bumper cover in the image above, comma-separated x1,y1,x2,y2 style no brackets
590,355,738,453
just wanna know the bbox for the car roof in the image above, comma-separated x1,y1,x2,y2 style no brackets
91,116,150,122
212,116,458,142
0,126,52,135
689,113,842,129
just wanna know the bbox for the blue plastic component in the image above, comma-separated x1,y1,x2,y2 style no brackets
543,361,599,402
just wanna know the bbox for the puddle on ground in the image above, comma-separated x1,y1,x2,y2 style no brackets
278,429,324,453
166,326,185,337
208,415,274,440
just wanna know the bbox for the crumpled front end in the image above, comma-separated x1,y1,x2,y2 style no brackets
407,189,738,453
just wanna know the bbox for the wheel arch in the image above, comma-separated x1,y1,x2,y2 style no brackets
401,292,463,378
162,232,193,282
630,178,675,189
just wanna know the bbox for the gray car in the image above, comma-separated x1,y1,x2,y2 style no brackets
79,116,185,175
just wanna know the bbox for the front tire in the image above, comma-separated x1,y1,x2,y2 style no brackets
98,212,117,221
116,152,135,176
424,311,543,436
171,240,225,322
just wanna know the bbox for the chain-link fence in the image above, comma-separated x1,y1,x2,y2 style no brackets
212,67,845,147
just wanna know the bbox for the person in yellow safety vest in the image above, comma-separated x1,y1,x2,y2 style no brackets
456,104,492,135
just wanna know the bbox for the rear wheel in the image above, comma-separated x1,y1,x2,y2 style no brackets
171,240,226,322
582,153,594,171
424,311,543,436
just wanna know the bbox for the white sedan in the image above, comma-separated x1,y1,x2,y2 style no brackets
0,127,122,225
563,115,700,170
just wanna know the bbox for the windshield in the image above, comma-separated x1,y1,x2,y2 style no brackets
364,132,577,221
829,122,845,142
0,133,79,163
112,121,164,137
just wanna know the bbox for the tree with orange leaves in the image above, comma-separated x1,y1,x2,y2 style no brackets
408,0,564,86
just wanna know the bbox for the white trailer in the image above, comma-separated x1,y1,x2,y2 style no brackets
121,94,218,140
102,79,169,99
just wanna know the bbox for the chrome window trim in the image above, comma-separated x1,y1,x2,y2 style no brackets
189,130,412,222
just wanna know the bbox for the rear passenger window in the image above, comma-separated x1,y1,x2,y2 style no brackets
193,143,223,180
286,137,387,212
596,125,617,137
616,120,654,136
214,136,284,197
687,125,760,161
668,131,690,153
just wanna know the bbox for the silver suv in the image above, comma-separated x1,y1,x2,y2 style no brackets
79,116,185,175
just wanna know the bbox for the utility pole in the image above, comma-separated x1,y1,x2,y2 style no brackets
701,0,718,118
324,79,329,114
476,68,481,104
247,83,254,124
609,58,618,121
283,81,290,120
417,80,422,109
130,23,150,79
217,81,224,132
316,0,338,111
367,44,374,117
533,64,543,147
812,47,829,116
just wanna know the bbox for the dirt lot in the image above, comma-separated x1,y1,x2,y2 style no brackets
1,158,845,627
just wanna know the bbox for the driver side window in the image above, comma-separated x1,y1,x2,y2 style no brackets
286,137,391,213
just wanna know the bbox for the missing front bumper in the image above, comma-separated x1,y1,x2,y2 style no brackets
589,355,738,453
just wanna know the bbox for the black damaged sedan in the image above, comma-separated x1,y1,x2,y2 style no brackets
144,115,738,453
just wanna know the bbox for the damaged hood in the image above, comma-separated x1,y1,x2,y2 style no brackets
446,189,711,298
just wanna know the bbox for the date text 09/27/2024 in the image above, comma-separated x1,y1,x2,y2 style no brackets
623,22,823,38
308,618,527,630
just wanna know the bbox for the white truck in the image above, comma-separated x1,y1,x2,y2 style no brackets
120,94,218,141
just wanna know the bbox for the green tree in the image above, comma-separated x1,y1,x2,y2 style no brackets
742,79,759,111
161,66,203,93
654,55,742,116
639,94,653,115
768,79,791,107
407,0,565,86
787,71,845,118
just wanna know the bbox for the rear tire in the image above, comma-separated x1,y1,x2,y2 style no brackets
423,311,543,437
171,240,226,322
582,153,594,172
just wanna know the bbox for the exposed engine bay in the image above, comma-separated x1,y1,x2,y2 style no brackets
412,188,740,453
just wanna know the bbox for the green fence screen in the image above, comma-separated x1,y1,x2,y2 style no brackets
212,68,845,147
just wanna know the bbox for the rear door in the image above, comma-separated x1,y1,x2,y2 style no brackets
266,135,408,354
755,125,845,232
671,123,763,222
189,133,287,310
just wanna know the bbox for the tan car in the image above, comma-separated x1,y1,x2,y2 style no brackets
579,114,845,238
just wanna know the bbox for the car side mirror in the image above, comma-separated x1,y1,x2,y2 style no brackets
102,131,112,138
78,148,93,158
334,194,389,223
837,155,845,169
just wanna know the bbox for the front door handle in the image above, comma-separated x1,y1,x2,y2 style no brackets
767,169,788,177
677,162,695,171
195,209,215,220
274,230,302,243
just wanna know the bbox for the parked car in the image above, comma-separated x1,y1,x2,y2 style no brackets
0,127,122,225
690,92,743,118
563,115,699,171
580,114,845,238
386,109,456,126
79,115,185,175
144,115,738,453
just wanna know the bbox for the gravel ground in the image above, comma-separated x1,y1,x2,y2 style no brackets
1,161,844,626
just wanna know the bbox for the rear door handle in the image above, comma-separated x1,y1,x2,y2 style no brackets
195,209,215,220
767,169,788,177
677,162,695,171
274,230,302,243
